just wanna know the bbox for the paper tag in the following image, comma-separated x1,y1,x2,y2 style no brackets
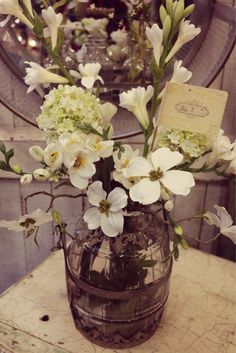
157,82,228,146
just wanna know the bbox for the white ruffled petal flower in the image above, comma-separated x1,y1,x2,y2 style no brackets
33,168,50,181
78,63,104,89
0,209,52,232
119,86,153,130
146,24,163,66
165,20,201,62
42,6,63,50
83,181,128,237
43,143,63,171
0,0,33,28
29,145,44,162
20,174,33,184
24,62,68,93
127,147,195,205
204,205,236,244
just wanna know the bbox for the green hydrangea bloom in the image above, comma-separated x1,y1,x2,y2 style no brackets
36,85,103,141
156,127,208,160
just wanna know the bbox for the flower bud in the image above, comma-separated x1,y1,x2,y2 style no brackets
20,174,33,184
52,209,62,225
174,224,183,236
166,0,173,16
163,15,172,44
164,200,174,212
183,4,195,18
33,168,50,181
159,5,167,25
12,164,22,174
174,0,185,25
29,146,44,162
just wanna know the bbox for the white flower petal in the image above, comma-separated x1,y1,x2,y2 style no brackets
129,178,161,205
222,226,236,243
0,220,24,232
214,205,233,230
69,172,89,189
126,157,153,177
151,147,183,172
87,181,107,206
81,76,96,89
101,212,124,237
84,207,101,230
107,187,128,211
204,211,221,228
161,170,195,195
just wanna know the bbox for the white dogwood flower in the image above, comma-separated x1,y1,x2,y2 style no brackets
126,147,195,205
84,181,128,237
42,6,63,50
24,62,68,93
0,0,33,28
204,205,236,244
165,20,201,62
43,143,63,171
0,209,52,232
146,23,163,66
78,63,104,89
64,148,98,189
119,86,154,130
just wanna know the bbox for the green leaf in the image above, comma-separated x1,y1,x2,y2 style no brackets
33,14,44,37
5,148,14,164
180,237,189,250
0,161,8,170
52,210,62,225
0,141,6,155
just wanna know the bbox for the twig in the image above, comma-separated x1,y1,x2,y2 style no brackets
184,232,221,245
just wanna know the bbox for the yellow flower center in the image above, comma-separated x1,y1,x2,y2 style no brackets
49,151,59,164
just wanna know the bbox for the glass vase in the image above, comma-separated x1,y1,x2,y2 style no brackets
64,208,172,349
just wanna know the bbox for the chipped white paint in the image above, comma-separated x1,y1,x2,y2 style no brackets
0,247,235,353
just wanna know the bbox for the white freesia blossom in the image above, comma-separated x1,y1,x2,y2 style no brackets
81,17,108,37
110,29,128,45
29,145,44,162
24,62,68,93
146,24,163,66
85,135,114,158
42,6,63,50
43,143,63,171
165,20,201,62
0,209,52,232
64,148,98,189
126,147,195,205
76,45,87,63
33,168,50,181
0,0,33,28
84,181,128,237
22,0,33,17
78,63,104,89
204,205,236,244
20,174,33,184
159,60,192,98
208,130,236,163
119,86,154,130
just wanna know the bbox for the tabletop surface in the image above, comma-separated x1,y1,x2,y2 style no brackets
0,247,235,353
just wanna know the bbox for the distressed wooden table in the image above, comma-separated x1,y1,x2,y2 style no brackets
0,247,235,353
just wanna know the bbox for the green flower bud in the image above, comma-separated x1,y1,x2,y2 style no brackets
174,224,183,236
183,4,195,18
163,15,172,44
52,210,62,225
166,0,173,16
174,0,185,25
12,164,22,174
159,5,167,25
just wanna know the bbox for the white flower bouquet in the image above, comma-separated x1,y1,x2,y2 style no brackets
0,0,235,258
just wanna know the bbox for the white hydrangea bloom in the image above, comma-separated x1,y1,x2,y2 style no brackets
84,181,128,237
